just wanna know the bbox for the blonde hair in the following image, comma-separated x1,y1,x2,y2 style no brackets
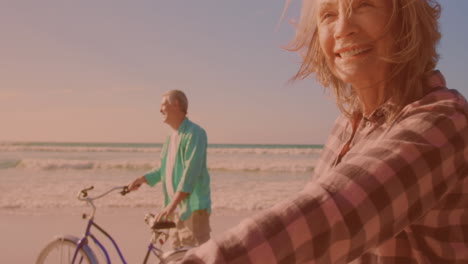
163,90,188,114
287,0,442,120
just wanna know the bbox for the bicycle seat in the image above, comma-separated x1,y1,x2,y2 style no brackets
152,220,176,229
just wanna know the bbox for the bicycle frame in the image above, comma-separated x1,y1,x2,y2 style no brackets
71,218,124,264
70,186,167,264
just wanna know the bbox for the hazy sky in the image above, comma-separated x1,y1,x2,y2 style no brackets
1,0,467,145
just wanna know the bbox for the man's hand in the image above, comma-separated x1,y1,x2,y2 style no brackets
156,204,177,222
156,191,189,221
128,176,147,191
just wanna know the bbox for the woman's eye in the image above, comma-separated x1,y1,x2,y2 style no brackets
321,12,335,22
357,1,372,8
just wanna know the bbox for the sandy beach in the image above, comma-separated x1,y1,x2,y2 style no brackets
0,142,313,263
0,208,251,263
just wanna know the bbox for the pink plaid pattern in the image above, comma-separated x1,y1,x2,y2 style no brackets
178,71,468,263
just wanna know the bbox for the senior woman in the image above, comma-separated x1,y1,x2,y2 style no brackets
178,0,468,263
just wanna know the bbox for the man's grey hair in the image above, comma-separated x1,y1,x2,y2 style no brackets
163,90,188,114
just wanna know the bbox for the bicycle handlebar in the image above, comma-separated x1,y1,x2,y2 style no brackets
77,185,131,219
79,186,94,198
77,185,130,201
76,185,176,248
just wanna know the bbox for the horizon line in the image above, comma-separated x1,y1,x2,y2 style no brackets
0,140,324,147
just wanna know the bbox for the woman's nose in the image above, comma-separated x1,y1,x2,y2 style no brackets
334,12,357,39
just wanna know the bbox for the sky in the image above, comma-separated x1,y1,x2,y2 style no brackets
1,0,467,145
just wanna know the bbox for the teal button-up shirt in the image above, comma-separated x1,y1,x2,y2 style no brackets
144,118,211,221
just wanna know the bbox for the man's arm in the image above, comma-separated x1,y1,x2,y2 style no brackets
127,167,162,191
157,191,189,221
132,138,168,189
128,175,148,191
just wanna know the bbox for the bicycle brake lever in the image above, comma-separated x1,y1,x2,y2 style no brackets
80,186,94,198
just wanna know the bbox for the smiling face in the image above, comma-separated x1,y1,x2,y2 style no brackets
160,95,179,124
316,0,395,89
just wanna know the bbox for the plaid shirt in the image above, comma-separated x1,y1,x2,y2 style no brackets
179,71,468,263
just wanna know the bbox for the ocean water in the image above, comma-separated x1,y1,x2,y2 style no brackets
0,142,322,213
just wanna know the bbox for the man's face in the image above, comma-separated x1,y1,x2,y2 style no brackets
160,96,177,123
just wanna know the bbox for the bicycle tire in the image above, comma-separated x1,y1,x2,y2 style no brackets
36,235,98,264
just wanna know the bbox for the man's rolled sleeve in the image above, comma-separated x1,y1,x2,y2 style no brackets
144,168,161,187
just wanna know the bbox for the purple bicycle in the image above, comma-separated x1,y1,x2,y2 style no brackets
35,186,190,264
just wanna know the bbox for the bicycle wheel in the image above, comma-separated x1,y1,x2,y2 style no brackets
36,235,98,264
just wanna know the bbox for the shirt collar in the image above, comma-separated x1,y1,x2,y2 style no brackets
178,117,189,132
359,70,446,123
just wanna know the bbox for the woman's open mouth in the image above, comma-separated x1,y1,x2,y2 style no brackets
336,46,372,59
